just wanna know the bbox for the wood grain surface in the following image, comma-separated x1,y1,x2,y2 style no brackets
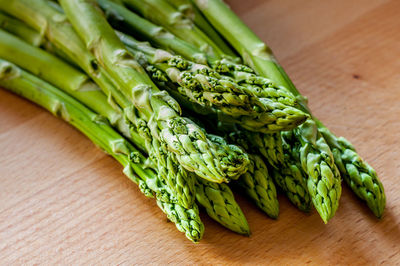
1,0,400,264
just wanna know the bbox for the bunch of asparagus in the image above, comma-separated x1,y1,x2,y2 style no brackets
0,0,385,242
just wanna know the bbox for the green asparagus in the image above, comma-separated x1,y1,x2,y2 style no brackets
0,12,43,47
236,154,279,218
118,32,308,133
288,121,342,223
195,175,250,235
120,0,236,59
165,0,235,58
320,128,385,218
0,0,386,243
273,131,312,212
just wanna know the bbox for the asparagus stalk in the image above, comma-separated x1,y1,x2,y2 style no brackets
207,83,334,218
98,3,299,178
143,64,292,218
0,12,43,47
319,128,385,218
165,0,231,49
0,59,204,242
121,105,249,233
164,0,234,58
273,132,312,212
0,29,113,119
121,34,287,218
120,0,236,59
235,154,279,218
118,32,308,133
195,175,250,235
132,114,197,208
289,121,342,223
229,121,310,213
194,0,385,218
140,67,283,218
209,131,280,218
156,200,204,241
272,168,311,213
208,133,280,218
192,0,289,91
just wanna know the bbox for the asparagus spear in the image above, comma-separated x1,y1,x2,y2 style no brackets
288,120,341,223
96,1,309,139
118,32,308,133
319,128,385,218
272,167,311,213
129,100,249,221
235,154,279,218
220,123,304,212
0,12,43,47
274,131,312,212
156,201,204,241
120,0,236,59
0,59,204,242
0,26,198,208
223,96,336,220
165,0,234,57
195,175,250,235
1,0,250,183
193,0,385,218
191,0,288,88
209,133,280,218
0,29,103,114
143,73,284,218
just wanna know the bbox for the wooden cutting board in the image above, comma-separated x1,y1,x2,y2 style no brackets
1,0,399,264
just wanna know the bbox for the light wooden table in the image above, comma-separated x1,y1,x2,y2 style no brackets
1,0,399,264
